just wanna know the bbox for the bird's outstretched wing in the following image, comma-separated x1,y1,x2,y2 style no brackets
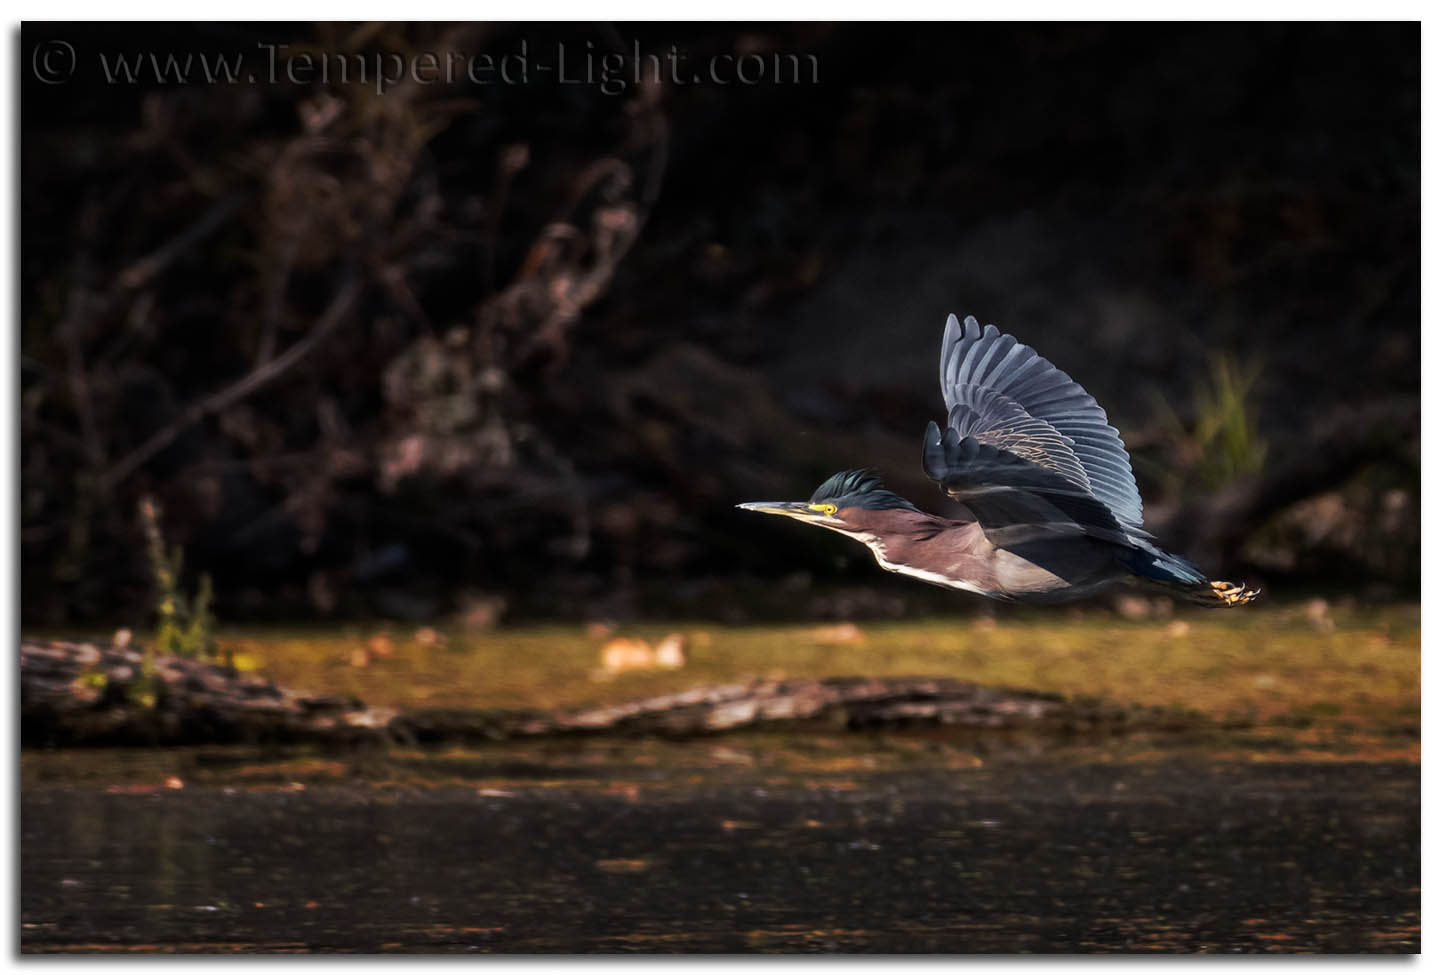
923,314,1147,542
923,420,1136,546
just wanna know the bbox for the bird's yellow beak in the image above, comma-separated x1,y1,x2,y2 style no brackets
736,501,841,524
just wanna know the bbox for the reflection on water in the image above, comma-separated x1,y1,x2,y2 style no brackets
21,744,1419,953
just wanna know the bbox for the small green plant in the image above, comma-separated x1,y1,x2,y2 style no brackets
1191,353,1268,489
139,496,222,664
1146,352,1267,493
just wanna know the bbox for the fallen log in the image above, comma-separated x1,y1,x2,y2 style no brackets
21,640,398,747
21,639,1195,747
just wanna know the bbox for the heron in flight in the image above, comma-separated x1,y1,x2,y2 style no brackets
739,314,1259,606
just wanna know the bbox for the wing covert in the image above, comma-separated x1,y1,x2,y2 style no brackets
922,420,1134,547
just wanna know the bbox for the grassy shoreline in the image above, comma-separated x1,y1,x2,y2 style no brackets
197,603,1419,731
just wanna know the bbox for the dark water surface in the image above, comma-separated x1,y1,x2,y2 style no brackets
20,743,1419,953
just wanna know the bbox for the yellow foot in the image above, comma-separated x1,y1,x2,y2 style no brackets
1210,580,1261,606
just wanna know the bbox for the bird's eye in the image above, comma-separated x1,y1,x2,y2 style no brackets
808,502,838,516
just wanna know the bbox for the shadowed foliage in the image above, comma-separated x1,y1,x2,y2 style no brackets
20,23,1418,625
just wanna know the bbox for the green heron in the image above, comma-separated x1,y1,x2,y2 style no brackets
739,314,1259,607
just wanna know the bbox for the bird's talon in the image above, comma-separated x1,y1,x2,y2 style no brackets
1212,582,1260,606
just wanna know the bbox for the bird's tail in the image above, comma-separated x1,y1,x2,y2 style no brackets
1120,545,1261,608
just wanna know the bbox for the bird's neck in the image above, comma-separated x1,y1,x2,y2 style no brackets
842,508,953,561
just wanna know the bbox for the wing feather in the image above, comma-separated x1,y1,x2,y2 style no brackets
922,421,1134,547
931,314,1146,533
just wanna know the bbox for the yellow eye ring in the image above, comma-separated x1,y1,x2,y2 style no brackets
808,502,838,516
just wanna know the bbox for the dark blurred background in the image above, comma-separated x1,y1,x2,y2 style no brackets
20,22,1419,627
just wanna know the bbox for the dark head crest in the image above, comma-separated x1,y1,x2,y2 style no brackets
809,470,916,510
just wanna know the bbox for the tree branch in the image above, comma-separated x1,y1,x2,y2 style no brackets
101,272,363,490
114,192,250,293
